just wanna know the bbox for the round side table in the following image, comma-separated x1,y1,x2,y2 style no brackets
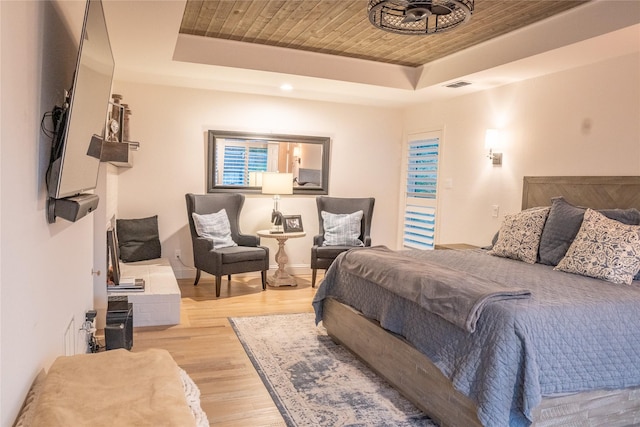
257,230,306,287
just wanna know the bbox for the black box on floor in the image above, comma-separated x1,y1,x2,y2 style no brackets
105,300,133,350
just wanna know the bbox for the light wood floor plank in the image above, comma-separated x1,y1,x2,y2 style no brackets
130,274,321,426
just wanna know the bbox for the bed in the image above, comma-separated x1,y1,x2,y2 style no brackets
312,176,640,427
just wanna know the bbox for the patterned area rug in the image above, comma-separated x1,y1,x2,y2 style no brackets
230,313,437,426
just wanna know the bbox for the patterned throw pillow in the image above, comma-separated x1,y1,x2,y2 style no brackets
322,210,364,246
192,209,237,249
489,207,550,264
554,209,640,285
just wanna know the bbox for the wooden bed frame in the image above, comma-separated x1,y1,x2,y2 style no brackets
323,176,640,427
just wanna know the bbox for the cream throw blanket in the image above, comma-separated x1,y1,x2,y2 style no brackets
31,349,197,426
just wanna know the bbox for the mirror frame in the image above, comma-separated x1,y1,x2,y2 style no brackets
206,130,331,195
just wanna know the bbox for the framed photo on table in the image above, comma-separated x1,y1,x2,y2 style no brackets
283,215,303,232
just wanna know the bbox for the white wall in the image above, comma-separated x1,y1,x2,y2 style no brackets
110,82,405,279
404,52,640,247
1,2,638,424
1,1,96,425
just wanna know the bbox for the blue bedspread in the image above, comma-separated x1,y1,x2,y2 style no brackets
312,248,640,426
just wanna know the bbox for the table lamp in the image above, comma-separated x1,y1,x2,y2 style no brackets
261,172,293,233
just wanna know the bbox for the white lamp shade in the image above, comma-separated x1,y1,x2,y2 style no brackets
261,173,293,195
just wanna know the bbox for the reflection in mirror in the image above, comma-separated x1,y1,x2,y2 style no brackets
207,130,330,195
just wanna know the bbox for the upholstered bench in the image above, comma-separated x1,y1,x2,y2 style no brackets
14,349,207,427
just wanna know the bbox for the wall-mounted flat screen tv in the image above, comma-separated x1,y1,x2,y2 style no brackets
47,0,114,200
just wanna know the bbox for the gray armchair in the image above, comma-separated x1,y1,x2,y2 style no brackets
185,193,269,297
310,196,375,287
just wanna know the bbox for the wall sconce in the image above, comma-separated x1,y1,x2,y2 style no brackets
292,145,301,164
485,129,503,166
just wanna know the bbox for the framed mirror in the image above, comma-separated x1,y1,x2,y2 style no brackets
207,130,330,195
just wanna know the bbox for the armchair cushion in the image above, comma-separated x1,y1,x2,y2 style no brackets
315,245,355,259
116,216,161,262
217,246,268,263
192,209,237,249
322,210,365,246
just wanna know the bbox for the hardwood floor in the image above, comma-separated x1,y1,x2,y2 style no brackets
130,274,321,427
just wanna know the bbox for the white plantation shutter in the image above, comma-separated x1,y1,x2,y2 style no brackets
222,145,246,185
219,140,268,185
402,135,440,250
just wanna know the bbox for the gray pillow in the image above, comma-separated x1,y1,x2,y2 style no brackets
322,210,364,246
116,215,161,262
538,197,640,266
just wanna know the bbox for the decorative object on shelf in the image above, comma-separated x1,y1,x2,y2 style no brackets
108,93,123,142
367,0,474,35
107,116,120,142
261,172,293,233
283,215,303,233
101,94,140,166
122,103,132,142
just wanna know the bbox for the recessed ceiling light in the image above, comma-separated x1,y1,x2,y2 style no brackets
280,83,293,91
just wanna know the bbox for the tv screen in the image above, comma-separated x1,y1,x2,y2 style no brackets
47,0,114,199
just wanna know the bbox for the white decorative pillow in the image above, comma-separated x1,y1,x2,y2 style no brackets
192,209,238,249
554,209,640,285
322,210,364,246
488,207,550,264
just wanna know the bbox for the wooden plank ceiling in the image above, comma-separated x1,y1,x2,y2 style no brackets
179,0,589,68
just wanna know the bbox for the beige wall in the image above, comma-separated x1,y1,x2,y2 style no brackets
1,2,96,424
109,82,405,279
403,52,640,247
1,1,638,423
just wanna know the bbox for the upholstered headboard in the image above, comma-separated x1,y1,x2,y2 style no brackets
522,176,640,211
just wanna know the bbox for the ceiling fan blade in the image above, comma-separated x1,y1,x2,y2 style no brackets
402,13,420,23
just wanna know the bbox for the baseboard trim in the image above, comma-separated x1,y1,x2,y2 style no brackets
172,264,314,280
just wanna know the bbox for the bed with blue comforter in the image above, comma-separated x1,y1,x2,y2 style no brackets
312,176,640,427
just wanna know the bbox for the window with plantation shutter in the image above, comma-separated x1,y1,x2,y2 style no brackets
402,133,440,250
218,140,268,186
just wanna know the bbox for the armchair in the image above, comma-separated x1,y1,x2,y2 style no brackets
311,196,375,287
185,193,269,297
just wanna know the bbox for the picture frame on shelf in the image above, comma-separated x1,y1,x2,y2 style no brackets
283,215,303,233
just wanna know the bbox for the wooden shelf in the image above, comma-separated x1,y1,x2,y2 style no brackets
100,141,138,167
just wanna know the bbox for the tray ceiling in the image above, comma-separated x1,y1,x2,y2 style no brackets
179,0,589,68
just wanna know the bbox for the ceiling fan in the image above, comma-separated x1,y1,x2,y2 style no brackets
368,0,474,35
402,2,454,23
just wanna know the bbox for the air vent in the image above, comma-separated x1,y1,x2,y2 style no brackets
445,81,472,88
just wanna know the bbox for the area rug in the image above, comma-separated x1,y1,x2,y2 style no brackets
230,313,437,426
